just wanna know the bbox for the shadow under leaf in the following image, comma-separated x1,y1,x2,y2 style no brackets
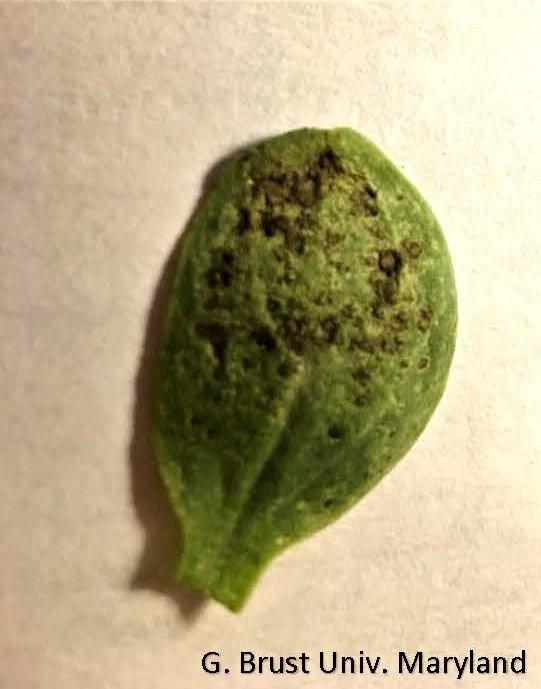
128,233,207,622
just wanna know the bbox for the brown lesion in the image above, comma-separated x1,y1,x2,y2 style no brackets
235,147,373,277
317,147,344,174
327,424,344,440
206,266,232,288
367,246,409,335
405,240,423,259
205,246,238,289
282,314,308,354
371,274,399,307
203,145,430,411
277,359,298,378
320,315,340,344
251,146,347,210
350,177,379,217
261,213,290,238
378,249,402,278
195,322,228,377
251,326,277,352
417,307,432,332
237,146,381,253
391,309,409,331
236,207,251,235
353,393,369,408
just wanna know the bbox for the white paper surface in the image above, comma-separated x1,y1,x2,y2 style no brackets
1,2,540,688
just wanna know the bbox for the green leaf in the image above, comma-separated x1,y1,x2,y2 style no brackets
153,128,457,611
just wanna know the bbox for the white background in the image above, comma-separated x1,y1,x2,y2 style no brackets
1,2,540,688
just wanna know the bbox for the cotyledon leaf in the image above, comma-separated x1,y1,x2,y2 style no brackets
153,127,457,612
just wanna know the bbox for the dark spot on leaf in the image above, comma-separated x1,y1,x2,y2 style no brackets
195,322,228,374
327,424,344,440
378,249,402,277
318,147,344,173
321,316,340,343
262,214,278,237
237,207,250,234
352,367,370,385
277,360,297,378
382,279,399,304
191,413,203,429
207,267,232,288
365,182,377,199
406,241,423,259
417,307,432,332
365,200,379,216
392,310,409,330
354,393,369,408
283,316,306,353
252,326,277,351
221,250,235,266
262,213,291,238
